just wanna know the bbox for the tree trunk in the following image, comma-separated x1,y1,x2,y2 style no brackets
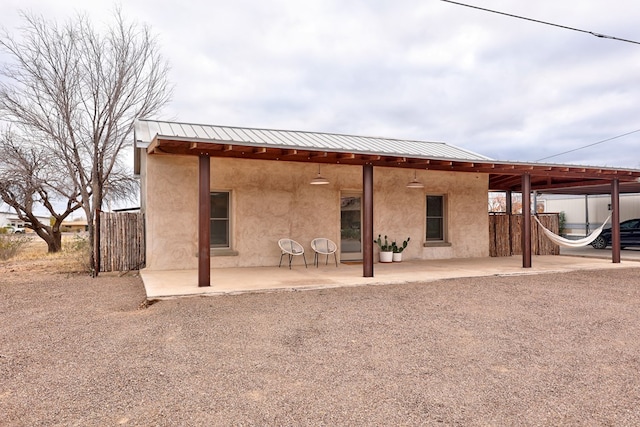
33,227,62,253
46,237,62,253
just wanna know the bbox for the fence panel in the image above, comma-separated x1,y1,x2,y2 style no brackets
489,213,559,257
99,211,145,272
489,213,511,257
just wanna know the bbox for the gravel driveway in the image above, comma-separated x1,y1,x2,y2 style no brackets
2,266,640,426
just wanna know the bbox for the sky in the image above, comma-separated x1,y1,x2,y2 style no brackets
1,0,640,170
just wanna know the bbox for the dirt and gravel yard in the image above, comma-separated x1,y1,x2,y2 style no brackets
2,251,640,425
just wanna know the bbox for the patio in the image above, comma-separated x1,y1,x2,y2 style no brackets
140,251,640,299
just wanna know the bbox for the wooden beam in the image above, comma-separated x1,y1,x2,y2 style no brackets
611,179,620,264
198,155,211,287
363,164,374,278
456,162,475,168
146,138,160,154
530,179,609,191
407,159,431,167
430,160,453,166
522,173,531,268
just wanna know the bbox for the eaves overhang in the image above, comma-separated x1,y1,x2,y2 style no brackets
135,119,640,194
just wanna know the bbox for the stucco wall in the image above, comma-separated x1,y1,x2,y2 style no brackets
143,154,489,270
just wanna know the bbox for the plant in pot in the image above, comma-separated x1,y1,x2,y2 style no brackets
374,234,393,263
391,237,410,262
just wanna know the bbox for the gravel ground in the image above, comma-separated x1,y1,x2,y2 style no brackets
2,265,640,426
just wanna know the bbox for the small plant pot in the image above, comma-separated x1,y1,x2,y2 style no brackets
392,252,403,262
379,251,393,263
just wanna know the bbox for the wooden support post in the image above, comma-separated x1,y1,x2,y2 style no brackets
506,190,512,255
363,164,374,277
93,208,101,277
522,174,532,268
585,195,590,235
198,155,211,287
611,179,620,264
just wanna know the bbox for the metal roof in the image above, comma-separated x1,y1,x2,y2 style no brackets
134,119,493,162
133,118,640,194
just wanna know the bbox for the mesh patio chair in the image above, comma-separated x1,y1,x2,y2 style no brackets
311,238,338,267
278,238,308,269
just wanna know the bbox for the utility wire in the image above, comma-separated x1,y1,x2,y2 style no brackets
536,129,640,161
441,0,640,46
441,1,640,161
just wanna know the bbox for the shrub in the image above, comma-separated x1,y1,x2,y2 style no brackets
0,234,30,260
66,233,90,253
63,234,91,272
559,211,567,236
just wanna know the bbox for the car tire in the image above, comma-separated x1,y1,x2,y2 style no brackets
591,235,607,249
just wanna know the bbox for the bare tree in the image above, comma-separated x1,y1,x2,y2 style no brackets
0,9,172,274
0,129,82,252
488,193,507,213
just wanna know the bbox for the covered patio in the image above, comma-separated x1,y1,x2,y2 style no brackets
134,119,640,293
141,252,640,299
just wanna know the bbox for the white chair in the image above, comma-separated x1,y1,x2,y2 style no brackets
278,238,307,269
311,238,338,267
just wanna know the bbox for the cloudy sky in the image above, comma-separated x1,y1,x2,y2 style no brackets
1,0,639,168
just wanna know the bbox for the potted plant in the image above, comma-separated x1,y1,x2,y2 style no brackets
374,234,393,263
391,237,410,262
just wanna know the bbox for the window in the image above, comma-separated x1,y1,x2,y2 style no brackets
210,192,230,248
426,195,445,241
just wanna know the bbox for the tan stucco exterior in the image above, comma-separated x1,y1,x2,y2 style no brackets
142,153,489,271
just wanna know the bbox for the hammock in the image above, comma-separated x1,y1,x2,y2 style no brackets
533,214,611,248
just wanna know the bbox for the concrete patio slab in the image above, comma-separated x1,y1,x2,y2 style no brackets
560,245,640,260
140,254,640,299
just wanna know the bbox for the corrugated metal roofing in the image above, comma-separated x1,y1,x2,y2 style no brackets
134,118,493,162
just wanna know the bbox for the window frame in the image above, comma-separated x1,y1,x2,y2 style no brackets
425,194,448,244
210,190,231,250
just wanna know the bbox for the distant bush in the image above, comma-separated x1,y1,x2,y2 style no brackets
64,234,91,272
559,211,567,236
66,233,89,253
0,234,29,260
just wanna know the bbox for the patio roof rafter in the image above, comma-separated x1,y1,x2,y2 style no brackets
145,136,640,194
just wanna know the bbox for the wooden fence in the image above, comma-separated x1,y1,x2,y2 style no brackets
99,211,145,272
489,213,560,257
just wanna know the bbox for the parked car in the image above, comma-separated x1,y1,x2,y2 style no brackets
591,218,640,249
5,225,25,234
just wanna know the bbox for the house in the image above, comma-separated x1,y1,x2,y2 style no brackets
133,119,640,287
61,218,89,233
0,210,14,229
1,209,49,232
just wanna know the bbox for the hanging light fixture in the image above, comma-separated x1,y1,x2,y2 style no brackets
310,164,329,185
406,170,424,189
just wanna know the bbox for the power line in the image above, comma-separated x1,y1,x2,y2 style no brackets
440,1,640,161
536,129,640,161
441,0,640,46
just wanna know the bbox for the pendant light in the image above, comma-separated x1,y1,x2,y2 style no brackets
406,170,424,189
310,164,329,185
